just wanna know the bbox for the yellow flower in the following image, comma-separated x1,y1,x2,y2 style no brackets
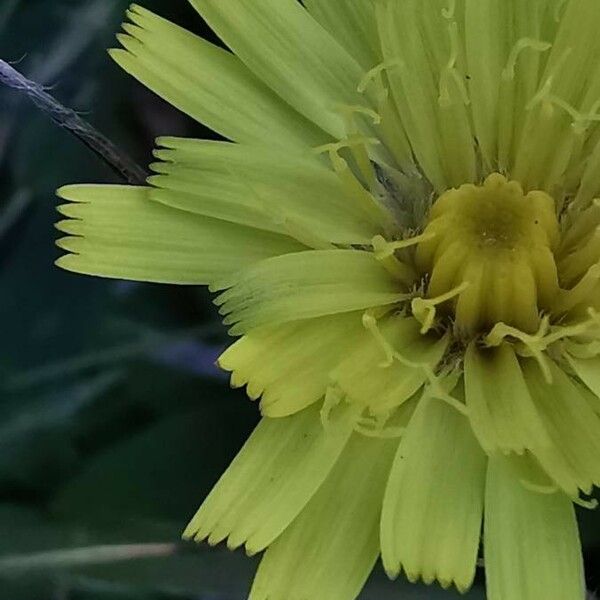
55,2,600,599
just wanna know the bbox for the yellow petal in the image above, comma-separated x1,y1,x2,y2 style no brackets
485,457,584,600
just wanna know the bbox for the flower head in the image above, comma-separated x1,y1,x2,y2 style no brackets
55,1,600,599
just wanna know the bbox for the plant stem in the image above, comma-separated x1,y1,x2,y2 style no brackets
0,58,147,185
0,543,178,573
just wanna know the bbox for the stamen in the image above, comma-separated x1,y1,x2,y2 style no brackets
373,232,436,258
500,38,550,172
421,369,469,416
439,68,468,108
356,59,415,169
502,38,551,82
362,309,464,414
553,263,600,314
334,104,382,128
362,302,466,416
543,313,600,347
320,385,344,430
313,137,381,158
357,60,401,95
543,94,600,132
485,309,600,381
362,310,399,367
355,413,405,439
372,235,419,285
572,496,599,510
526,80,554,114
526,49,572,111
441,0,456,20
484,317,553,383
438,21,467,121
314,139,395,233
490,315,552,384
439,22,469,108
411,282,470,334
332,104,381,186
446,20,459,70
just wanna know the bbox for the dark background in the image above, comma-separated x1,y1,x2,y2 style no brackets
0,1,597,598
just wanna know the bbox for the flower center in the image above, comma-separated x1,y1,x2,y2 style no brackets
415,174,560,338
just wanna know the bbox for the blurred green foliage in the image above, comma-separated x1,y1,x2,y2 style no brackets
0,1,597,599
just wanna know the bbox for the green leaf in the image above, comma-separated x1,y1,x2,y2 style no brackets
52,404,256,526
0,372,121,490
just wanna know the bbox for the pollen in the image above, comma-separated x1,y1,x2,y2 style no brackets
416,174,560,337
